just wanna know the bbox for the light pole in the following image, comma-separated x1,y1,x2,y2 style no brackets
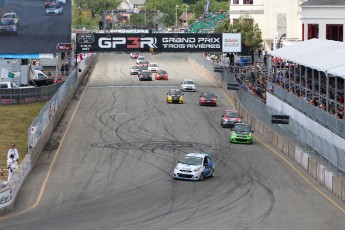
175,5,178,28
185,5,188,29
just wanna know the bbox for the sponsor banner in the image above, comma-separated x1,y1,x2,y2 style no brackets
76,33,242,53
222,33,241,53
0,188,12,209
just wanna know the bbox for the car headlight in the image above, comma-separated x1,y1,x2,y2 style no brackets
249,132,252,136
175,165,180,170
223,118,228,122
238,119,242,123
193,167,202,172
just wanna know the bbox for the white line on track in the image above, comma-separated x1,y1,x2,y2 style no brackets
87,85,180,89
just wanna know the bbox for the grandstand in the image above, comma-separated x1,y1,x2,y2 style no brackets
186,12,226,33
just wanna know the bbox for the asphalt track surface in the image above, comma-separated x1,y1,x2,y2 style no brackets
0,0,71,54
1,53,345,230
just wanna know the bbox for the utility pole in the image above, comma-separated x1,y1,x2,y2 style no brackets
175,5,178,28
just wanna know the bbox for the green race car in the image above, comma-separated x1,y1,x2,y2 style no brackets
230,123,254,144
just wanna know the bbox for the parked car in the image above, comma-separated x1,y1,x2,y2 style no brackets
221,109,242,128
199,92,217,106
167,89,184,104
230,123,254,144
181,79,196,92
173,153,214,181
46,4,63,15
155,70,168,80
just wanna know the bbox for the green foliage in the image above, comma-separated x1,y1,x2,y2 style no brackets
72,0,229,29
214,14,263,50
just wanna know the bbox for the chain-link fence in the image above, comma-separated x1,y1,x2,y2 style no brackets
190,53,345,173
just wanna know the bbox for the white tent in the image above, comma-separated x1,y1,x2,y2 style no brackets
268,39,345,79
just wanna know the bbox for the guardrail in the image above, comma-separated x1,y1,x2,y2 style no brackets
188,53,345,203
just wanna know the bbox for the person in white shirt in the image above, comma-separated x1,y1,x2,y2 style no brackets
7,144,19,162
7,154,17,182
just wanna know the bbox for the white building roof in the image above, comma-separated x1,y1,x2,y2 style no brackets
268,39,345,79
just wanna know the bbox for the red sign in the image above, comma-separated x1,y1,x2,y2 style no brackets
56,43,72,51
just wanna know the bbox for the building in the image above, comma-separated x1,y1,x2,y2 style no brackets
229,0,308,50
301,0,345,42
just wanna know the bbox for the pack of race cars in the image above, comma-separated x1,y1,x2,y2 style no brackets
129,52,254,181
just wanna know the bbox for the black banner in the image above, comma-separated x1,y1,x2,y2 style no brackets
214,67,224,73
227,83,240,90
76,33,237,53
271,115,290,124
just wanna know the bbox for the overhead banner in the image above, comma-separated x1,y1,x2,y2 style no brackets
76,33,241,53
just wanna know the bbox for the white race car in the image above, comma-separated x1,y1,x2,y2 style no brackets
181,79,196,92
173,153,214,181
148,63,159,73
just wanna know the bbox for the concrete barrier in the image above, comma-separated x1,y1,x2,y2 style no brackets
308,157,317,179
332,176,342,200
188,55,345,203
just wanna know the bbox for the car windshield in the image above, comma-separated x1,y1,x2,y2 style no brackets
150,64,157,67
142,72,150,76
170,90,182,96
226,112,240,118
202,93,215,98
158,70,166,74
180,156,203,166
49,5,61,9
3,14,15,19
132,66,139,69
233,124,251,132
185,81,194,84
0,19,15,25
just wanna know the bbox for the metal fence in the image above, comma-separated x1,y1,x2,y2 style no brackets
0,84,63,105
269,84,345,138
190,53,345,173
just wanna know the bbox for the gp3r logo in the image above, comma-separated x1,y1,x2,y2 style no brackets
98,37,158,49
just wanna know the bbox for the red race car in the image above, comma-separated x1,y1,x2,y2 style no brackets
155,69,168,80
199,92,217,106
130,53,140,59
44,0,55,8
220,109,242,128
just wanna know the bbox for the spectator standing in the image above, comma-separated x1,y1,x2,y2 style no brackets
7,154,17,182
7,144,19,162
258,49,262,59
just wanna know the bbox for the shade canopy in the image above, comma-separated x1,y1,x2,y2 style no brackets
268,39,345,79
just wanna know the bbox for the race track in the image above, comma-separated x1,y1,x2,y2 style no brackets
0,53,344,230
0,0,71,53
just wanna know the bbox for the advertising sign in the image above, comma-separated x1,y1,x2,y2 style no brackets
227,83,240,90
222,33,241,53
0,188,12,209
76,33,242,53
271,115,289,124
